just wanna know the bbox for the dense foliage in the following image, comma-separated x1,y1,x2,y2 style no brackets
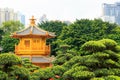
22,58,40,72
0,21,24,52
0,53,30,80
1,36,19,52
38,20,67,37
55,39,120,80
0,20,24,36
38,21,67,55
56,19,120,53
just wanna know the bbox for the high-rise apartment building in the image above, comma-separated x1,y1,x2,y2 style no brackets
0,8,25,25
39,14,48,23
17,12,25,25
102,2,120,25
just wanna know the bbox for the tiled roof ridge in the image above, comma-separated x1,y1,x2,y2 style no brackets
15,25,31,33
15,25,47,34
33,25,47,33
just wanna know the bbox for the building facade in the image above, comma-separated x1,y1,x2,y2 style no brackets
102,2,120,25
0,8,25,25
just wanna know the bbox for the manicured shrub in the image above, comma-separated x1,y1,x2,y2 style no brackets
99,39,117,50
104,75,120,80
0,53,22,65
81,41,106,53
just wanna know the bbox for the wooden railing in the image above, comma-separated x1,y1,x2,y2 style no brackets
45,45,50,54
15,44,51,55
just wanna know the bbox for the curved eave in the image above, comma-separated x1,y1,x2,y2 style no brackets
14,25,55,35
12,34,55,38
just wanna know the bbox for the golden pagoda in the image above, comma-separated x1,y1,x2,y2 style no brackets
12,16,55,68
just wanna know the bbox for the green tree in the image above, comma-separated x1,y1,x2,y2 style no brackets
38,21,67,55
0,53,22,72
57,19,120,52
53,52,74,65
0,21,24,53
9,66,30,80
30,68,54,80
38,21,67,36
0,20,24,36
0,53,30,80
22,58,40,72
1,36,19,53
57,39,120,80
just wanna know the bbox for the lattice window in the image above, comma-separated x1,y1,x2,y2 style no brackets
24,40,30,47
33,39,39,43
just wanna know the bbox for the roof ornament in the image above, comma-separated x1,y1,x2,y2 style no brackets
30,16,36,26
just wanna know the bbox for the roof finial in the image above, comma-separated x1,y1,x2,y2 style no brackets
30,16,36,26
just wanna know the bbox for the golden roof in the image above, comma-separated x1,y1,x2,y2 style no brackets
12,16,55,38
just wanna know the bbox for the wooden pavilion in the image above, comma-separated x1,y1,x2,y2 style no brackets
11,16,55,68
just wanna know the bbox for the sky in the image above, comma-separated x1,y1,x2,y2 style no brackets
0,0,120,25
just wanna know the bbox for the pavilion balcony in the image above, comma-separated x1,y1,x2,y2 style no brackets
15,44,51,56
